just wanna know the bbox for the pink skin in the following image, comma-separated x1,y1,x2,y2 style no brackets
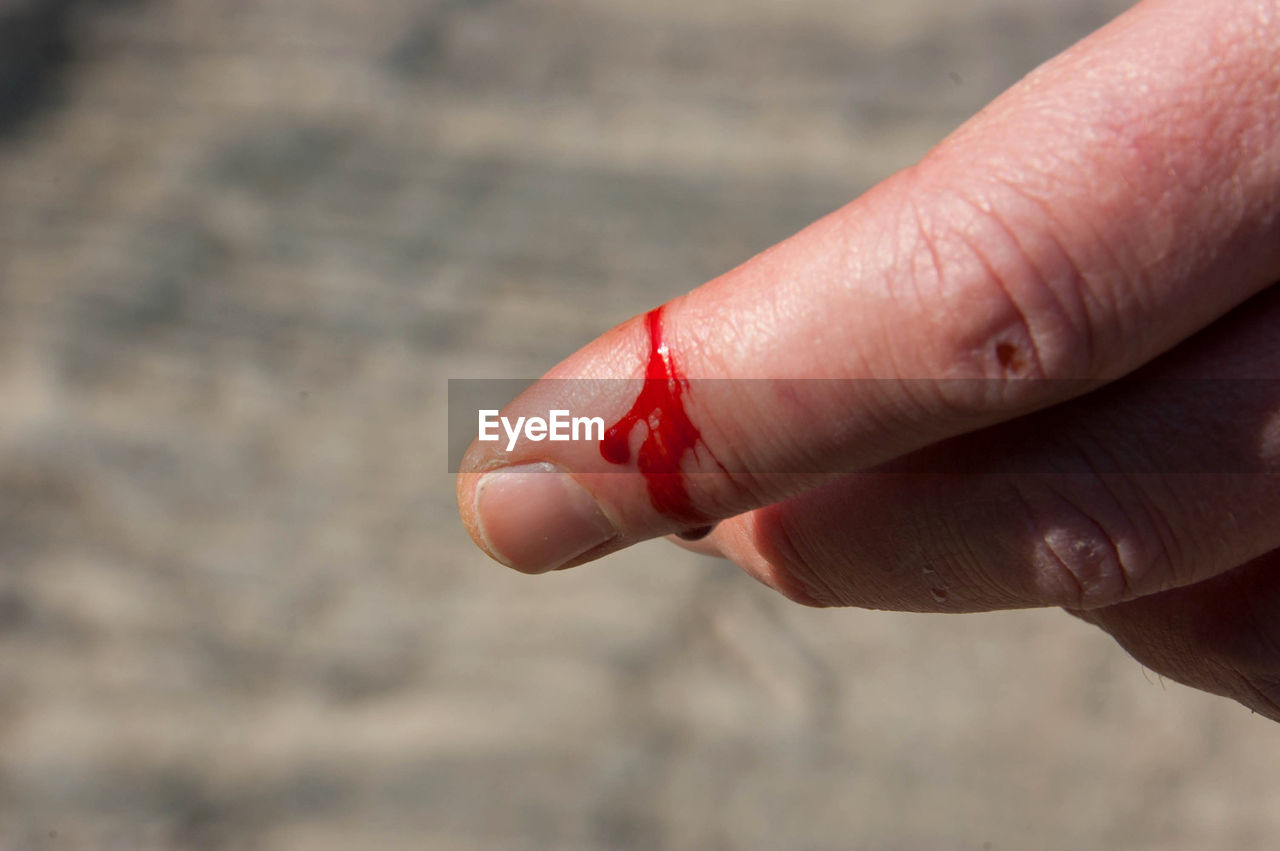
459,0,1280,719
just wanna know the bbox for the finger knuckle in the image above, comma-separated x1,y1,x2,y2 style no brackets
1013,475,1172,609
899,180,1102,414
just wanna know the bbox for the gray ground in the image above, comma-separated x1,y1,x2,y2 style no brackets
1,0,1279,848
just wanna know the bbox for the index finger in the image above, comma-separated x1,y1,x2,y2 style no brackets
458,0,1280,574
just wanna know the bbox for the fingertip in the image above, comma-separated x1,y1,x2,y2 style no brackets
470,463,618,574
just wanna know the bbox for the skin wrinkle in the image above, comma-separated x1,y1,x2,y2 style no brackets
993,141,1166,364
1080,471,1158,601
839,187,945,422
877,174,951,390
937,197,1055,383
1014,472,1139,609
928,477,1027,609
1137,474,1215,590
755,504,837,606
1013,407,1168,606
897,183,1062,407
743,509,833,608
946,2,1278,355
762,474,1034,612
936,476,1043,609
1076,333,1280,581
896,197,1003,412
903,191,948,353
984,179,1107,376
1189,475,1280,583
964,482,1049,609
1085,415,1194,584
759,485,919,610
863,190,948,416
830,215,934,433
1006,478,1089,608
1076,215,1153,367
668,301,787,513
679,317,823,512
977,107,1155,305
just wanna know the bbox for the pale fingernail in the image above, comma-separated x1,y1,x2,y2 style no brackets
474,463,616,573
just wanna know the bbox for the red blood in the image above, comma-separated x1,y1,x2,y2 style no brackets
600,307,720,525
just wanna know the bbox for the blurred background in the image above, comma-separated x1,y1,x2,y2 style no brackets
2,0,1280,848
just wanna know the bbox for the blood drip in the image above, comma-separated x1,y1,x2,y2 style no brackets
600,307,720,525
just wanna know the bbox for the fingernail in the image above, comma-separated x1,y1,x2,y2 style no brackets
474,463,616,573
676,525,715,541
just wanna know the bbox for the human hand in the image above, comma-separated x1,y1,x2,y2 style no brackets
457,0,1280,718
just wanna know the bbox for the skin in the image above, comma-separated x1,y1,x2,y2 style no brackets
459,0,1280,719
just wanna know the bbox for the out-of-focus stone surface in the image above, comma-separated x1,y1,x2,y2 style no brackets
1,0,1279,848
